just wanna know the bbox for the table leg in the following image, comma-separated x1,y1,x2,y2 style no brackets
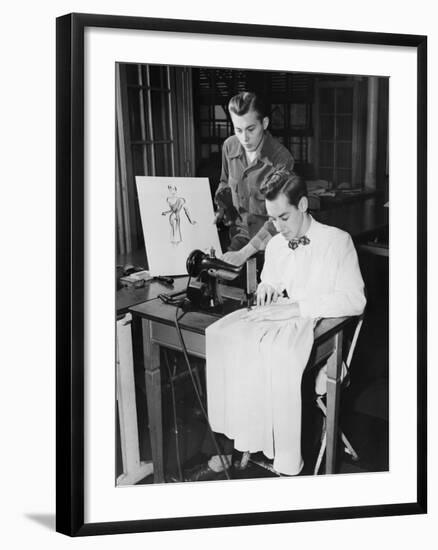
142,318,164,483
325,331,343,474
116,314,154,485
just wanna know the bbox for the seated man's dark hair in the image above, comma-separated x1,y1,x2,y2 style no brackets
260,167,307,206
228,91,266,120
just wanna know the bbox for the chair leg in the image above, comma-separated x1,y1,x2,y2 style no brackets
321,414,327,443
341,432,359,461
314,432,327,475
315,396,359,472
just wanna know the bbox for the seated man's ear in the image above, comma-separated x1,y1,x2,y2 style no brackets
262,116,269,130
298,196,308,213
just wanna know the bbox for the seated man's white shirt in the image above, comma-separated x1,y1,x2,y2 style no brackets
261,216,366,318
206,216,366,475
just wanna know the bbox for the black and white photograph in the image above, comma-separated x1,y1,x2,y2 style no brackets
54,11,426,538
115,64,390,486
2,0,434,547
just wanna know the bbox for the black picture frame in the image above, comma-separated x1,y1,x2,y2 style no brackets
56,12,427,537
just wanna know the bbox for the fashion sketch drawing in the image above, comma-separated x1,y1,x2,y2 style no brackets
161,184,197,244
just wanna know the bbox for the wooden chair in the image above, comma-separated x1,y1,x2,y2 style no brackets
313,313,365,474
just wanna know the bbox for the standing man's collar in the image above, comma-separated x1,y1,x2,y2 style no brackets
227,132,275,163
257,132,276,166
227,137,244,159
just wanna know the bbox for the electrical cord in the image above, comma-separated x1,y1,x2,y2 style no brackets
174,283,231,481
163,349,183,482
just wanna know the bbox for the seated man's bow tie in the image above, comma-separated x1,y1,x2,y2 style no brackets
288,235,311,250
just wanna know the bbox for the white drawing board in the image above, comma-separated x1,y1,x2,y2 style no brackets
135,176,223,276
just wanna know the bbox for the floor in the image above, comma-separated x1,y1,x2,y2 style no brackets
117,249,389,483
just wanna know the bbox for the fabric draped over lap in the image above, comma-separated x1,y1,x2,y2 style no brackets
206,309,315,476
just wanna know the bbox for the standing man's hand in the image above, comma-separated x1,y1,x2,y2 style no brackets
221,243,257,266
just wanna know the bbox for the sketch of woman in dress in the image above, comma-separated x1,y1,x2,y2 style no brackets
161,184,196,244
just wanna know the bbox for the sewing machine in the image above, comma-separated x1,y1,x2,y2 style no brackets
184,249,258,313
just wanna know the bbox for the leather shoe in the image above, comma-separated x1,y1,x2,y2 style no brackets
184,462,228,482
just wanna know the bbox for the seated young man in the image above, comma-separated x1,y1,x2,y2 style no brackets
185,168,366,481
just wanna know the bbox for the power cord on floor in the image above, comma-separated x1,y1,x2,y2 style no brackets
163,349,183,482
174,301,231,481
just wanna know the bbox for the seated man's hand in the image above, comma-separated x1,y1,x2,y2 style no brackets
221,243,256,266
256,282,279,306
243,303,300,322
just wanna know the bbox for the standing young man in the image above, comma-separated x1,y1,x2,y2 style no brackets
216,92,295,265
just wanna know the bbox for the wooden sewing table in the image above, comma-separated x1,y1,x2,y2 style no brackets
130,287,353,484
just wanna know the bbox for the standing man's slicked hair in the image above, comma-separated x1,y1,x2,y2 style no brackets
228,92,267,121
260,168,307,206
